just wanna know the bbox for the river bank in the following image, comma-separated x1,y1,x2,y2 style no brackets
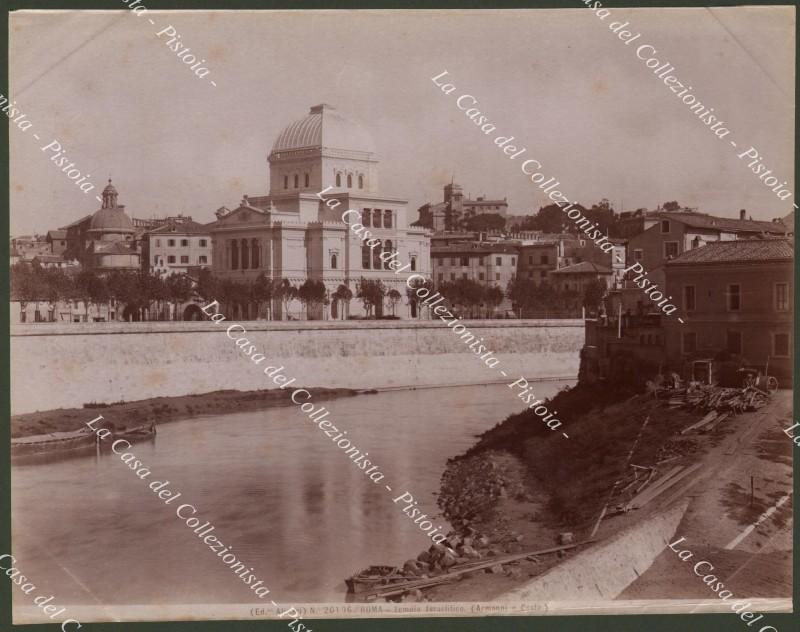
355,378,773,603
10,386,362,439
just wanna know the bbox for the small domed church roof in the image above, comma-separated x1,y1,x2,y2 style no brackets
89,179,135,233
270,104,376,155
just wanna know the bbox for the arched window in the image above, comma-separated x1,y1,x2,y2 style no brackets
231,240,239,270
358,175,364,189
251,239,259,268
283,175,288,190
304,173,309,187
347,174,353,188
410,256,417,272
336,173,342,187
372,239,382,269
294,174,299,188
384,210,393,228
362,208,371,227
383,240,393,269
373,209,382,228
331,253,338,269
241,239,249,270
362,243,371,269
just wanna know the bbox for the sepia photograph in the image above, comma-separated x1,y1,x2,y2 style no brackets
5,4,796,629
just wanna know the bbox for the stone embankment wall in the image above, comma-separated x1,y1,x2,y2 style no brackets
11,319,583,414
499,501,689,604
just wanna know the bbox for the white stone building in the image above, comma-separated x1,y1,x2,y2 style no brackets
209,103,431,319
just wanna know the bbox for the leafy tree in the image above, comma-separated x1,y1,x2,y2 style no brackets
387,288,402,316
507,277,538,318
298,279,327,320
462,213,506,232
332,284,353,319
196,268,220,303
274,278,299,320
662,201,681,212
484,285,504,318
356,277,386,318
165,274,194,320
406,277,433,319
252,273,274,320
11,262,46,322
75,269,108,320
583,277,607,313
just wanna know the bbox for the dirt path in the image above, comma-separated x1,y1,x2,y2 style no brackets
620,390,793,600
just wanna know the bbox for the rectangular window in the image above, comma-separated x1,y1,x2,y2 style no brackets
684,285,696,311
451,258,456,265
450,273,456,281
664,241,679,259
511,257,516,266
168,239,175,247
180,239,189,247
727,330,742,355
682,332,697,354
479,257,485,266
154,256,159,264
528,256,533,265
438,272,444,282
438,257,444,266
541,255,549,264
528,271,533,279
462,272,468,280
199,255,208,264
155,239,161,247
633,249,643,262
495,273,501,281
661,220,670,233
479,272,485,281
200,239,207,247
775,283,789,311
540,270,547,279
363,209,371,227
496,257,502,266
460,257,469,266
180,255,189,264
727,284,741,311
773,333,790,357
167,255,176,264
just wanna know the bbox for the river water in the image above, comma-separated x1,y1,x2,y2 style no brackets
12,381,569,606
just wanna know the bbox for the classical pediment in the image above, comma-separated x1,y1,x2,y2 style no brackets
214,204,269,226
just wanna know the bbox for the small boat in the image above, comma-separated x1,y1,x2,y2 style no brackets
11,427,96,457
113,422,157,441
345,565,413,594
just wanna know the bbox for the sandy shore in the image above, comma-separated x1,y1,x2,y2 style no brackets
11,387,364,439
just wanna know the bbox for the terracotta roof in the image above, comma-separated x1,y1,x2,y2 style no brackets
46,230,67,240
653,212,784,234
60,214,93,230
147,219,211,235
666,238,794,264
551,261,613,275
431,243,519,255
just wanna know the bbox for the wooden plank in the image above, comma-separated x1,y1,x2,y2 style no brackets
681,412,717,435
355,540,596,599
623,465,684,511
627,463,703,510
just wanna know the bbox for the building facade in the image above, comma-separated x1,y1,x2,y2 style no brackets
663,239,793,379
416,183,509,232
209,103,431,319
142,216,211,276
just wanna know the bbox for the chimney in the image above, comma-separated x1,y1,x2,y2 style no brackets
739,209,746,220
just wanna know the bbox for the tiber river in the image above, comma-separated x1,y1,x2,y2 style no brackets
12,382,569,606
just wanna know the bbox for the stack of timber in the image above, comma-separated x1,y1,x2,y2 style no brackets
660,384,770,415
615,463,703,513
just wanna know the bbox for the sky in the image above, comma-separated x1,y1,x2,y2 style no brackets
8,6,796,236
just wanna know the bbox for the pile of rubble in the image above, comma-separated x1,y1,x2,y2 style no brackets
438,451,528,531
